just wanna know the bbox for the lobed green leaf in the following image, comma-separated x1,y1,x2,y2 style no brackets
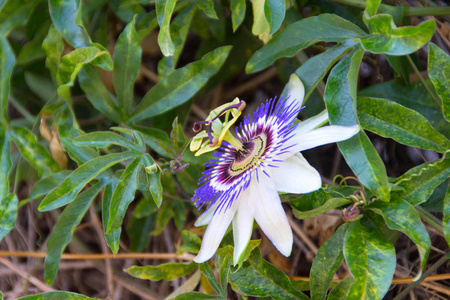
324,48,390,202
310,223,349,300
0,130,11,199
229,248,309,300
10,127,61,177
44,181,106,285
102,177,121,255
199,261,225,296
264,0,285,35
106,157,142,233
327,277,355,300
357,97,450,153
0,38,14,125
48,0,91,48
57,46,113,100
443,184,450,248
230,0,246,32
0,194,18,242
246,14,367,73
428,43,450,122
125,262,197,281
39,151,137,211
393,155,450,206
113,15,141,116
369,198,431,273
360,16,435,55
155,0,177,57
29,170,72,200
129,46,232,122
78,66,121,122
343,218,395,300
17,291,101,300
0,0,37,36
73,131,140,151
196,0,218,19
359,81,450,136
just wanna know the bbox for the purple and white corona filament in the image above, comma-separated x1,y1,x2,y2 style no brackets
192,79,360,264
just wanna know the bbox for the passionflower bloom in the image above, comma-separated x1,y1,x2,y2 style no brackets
191,80,359,265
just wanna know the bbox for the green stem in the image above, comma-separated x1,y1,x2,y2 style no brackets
393,253,450,300
330,0,450,16
406,55,442,108
9,96,35,125
416,206,443,233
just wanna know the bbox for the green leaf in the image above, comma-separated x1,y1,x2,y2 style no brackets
155,0,177,56
310,223,349,300
48,0,91,48
359,81,450,136
292,197,351,219
393,155,450,206
264,0,285,34
16,21,49,65
246,14,367,73
39,151,137,211
106,157,142,233
428,43,450,122
363,0,381,19
229,248,309,300
57,46,113,100
44,181,106,285
129,45,232,122
125,262,197,281
343,218,395,300
56,108,100,165
0,38,14,125
102,177,121,254
180,230,202,254
324,48,390,202
327,277,355,300
360,16,435,55
153,202,174,236
158,4,195,79
357,97,450,153
73,131,140,151
17,291,101,300
443,184,450,248
24,72,57,102
231,0,246,32
0,0,37,36
0,130,11,199
385,55,410,85
114,15,141,115
196,0,218,19
134,125,173,157
29,170,72,200
128,213,156,252
295,44,351,101
0,194,18,242
175,293,221,300
144,154,163,207
369,198,431,273
42,25,64,83
199,261,225,296
78,66,121,122
10,127,61,177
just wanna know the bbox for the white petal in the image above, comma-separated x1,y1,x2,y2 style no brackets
272,153,321,194
193,201,239,263
295,110,329,135
280,124,360,159
285,74,305,110
194,200,220,227
252,174,293,257
232,184,255,266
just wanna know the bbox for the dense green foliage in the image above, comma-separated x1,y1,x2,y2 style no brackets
0,0,449,299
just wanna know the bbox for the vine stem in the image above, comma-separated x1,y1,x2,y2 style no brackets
406,55,442,108
0,251,195,261
393,253,450,299
329,0,450,16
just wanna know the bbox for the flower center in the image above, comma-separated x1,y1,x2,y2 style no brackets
229,135,266,176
